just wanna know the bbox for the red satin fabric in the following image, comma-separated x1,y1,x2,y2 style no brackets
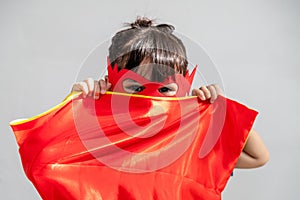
10,93,257,200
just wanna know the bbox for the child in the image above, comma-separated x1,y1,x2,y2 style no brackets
72,17,269,169
11,17,269,200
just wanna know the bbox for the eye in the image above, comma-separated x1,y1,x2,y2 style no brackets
127,85,145,93
158,83,178,96
158,87,172,93
122,79,145,93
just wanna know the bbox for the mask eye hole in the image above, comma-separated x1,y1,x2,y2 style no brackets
132,85,145,92
122,79,145,93
158,83,178,96
158,87,171,93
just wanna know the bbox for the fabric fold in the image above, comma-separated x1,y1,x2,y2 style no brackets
10,92,258,200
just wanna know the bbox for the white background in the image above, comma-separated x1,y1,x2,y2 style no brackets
1,0,299,199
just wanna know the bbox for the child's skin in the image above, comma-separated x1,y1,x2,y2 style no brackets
72,70,269,169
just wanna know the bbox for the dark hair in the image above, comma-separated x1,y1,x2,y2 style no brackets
108,17,188,81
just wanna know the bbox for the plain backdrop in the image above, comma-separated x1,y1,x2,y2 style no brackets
1,0,299,199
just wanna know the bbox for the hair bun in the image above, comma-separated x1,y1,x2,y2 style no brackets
131,17,153,28
156,24,175,33
129,17,175,34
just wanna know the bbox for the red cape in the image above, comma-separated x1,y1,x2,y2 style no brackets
10,92,257,200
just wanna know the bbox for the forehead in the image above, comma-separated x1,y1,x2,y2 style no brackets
131,62,177,82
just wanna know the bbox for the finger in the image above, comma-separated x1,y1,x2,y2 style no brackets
72,82,89,98
99,79,107,94
192,88,206,101
106,82,112,91
207,85,217,103
213,84,224,96
71,83,80,92
93,80,100,99
105,75,112,91
200,86,211,99
84,78,95,96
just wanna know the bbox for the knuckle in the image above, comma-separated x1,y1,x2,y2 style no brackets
207,85,215,90
199,86,207,90
94,80,99,84
86,77,94,82
193,88,200,94
207,86,212,91
78,82,86,88
100,80,106,87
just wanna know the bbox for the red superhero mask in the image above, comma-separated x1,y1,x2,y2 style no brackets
107,59,197,97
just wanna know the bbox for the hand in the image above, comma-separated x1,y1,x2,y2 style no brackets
191,84,224,103
72,76,112,99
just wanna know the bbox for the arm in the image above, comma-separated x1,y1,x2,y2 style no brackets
193,85,269,168
235,129,269,168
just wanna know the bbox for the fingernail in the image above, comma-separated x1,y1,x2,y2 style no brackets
101,89,106,94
